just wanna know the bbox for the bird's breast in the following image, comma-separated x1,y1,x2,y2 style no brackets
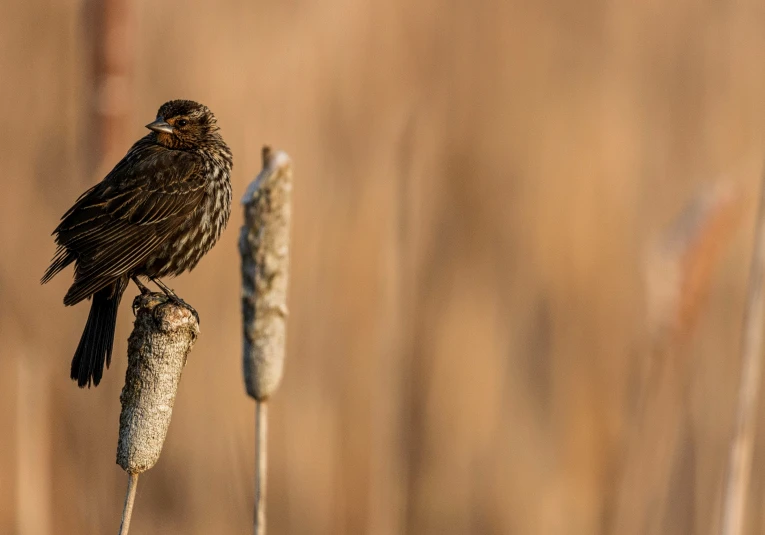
142,158,231,278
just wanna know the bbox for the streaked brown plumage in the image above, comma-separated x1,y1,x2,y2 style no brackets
42,100,233,387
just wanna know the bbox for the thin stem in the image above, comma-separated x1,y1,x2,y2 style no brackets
720,165,765,535
119,473,139,535
255,401,268,535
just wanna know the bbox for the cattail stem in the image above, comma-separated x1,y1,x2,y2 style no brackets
255,401,268,535
116,292,199,532
240,146,293,535
118,473,139,535
720,164,765,535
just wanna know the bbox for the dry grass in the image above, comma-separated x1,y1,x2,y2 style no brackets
2,0,765,533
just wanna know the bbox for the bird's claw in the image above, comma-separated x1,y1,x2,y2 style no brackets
167,293,200,325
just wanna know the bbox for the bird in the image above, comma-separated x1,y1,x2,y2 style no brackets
42,99,233,388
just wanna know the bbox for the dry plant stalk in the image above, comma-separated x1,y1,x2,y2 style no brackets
644,182,740,344
119,473,139,535
720,168,765,535
255,400,268,532
91,0,135,174
116,292,200,534
611,183,740,534
240,146,293,535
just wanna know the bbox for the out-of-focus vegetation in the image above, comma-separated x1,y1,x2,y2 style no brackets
2,1,765,533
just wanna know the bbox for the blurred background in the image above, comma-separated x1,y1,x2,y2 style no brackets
3,0,765,533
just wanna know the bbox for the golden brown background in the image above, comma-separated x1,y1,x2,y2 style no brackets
3,0,765,533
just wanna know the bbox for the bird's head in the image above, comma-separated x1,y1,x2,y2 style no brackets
146,100,220,150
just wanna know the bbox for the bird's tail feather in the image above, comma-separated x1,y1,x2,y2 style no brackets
41,247,75,284
71,278,127,387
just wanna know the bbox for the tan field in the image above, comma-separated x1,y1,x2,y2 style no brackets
2,0,765,533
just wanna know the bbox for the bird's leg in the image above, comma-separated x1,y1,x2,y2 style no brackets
150,276,178,298
130,276,152,316
131,275,151,295
150,276,199,323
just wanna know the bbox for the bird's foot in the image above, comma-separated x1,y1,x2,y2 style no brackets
150,277,199,324
150,276,178,298
169,294,199,324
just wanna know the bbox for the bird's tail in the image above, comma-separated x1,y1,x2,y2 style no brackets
71,278,128,388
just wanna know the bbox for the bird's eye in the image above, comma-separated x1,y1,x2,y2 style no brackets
177,119,189,127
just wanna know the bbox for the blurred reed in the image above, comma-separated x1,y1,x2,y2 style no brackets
611,183,741,534
720,164,765,535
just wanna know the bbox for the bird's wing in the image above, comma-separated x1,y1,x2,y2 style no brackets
51,141,207,305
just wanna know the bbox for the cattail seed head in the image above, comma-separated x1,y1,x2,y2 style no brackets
240,146,293,400
117,293,199,473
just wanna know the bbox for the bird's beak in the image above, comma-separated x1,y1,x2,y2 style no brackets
146,117,174,134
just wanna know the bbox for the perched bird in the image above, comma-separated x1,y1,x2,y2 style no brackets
42,100,233,387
